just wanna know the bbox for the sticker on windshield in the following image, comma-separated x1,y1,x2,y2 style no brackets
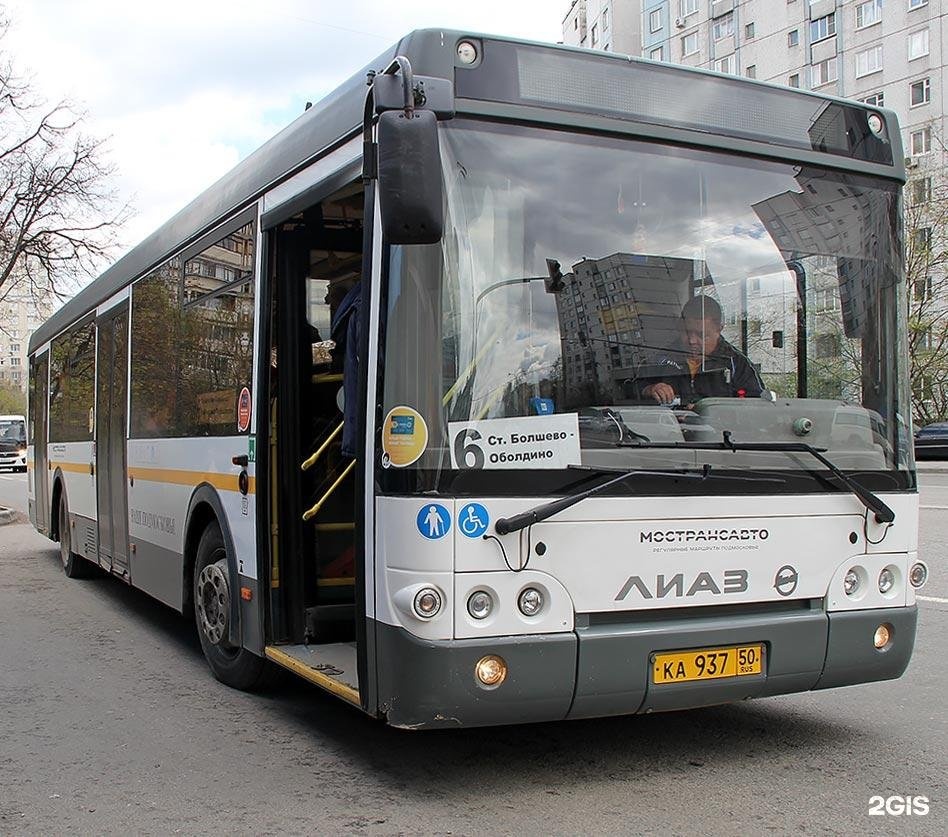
448,414,581,470
382,406,428,468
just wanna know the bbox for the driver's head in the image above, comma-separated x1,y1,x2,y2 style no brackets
681,295,723,358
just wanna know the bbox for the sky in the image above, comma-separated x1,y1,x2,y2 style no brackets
4,0,565,261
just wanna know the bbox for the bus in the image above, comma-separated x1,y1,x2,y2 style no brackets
0,414,27,472
27,31,928,728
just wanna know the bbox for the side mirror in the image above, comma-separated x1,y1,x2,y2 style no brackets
377,109,443,245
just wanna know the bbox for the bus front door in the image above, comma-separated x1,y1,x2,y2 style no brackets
32,351,50,536
95,303,130,577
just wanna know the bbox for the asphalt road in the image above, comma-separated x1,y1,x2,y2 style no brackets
0,471,945,835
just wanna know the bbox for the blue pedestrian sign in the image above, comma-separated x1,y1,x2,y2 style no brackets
458,502,489,538
417,504,451,540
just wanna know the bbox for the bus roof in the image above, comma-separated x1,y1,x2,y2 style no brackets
30,29,901,354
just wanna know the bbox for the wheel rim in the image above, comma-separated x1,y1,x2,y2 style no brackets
197,556,232,647
59,503,70,568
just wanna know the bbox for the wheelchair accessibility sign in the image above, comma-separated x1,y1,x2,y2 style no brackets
458,503,489,538
417,504,451,540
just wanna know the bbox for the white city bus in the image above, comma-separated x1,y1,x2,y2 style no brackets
0,414,27,472
28,31,928,728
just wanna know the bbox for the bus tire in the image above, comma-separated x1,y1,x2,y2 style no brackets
58,491,91,579
193,521,273,691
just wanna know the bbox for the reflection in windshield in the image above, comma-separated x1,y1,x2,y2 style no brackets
382,121,909,480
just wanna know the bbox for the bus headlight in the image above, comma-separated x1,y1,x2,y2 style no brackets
909,562,928,589
873,623,892,649
878,567,896,594
467,590,493,620
518,587,544,617
412,587,443,619
844,568,861,596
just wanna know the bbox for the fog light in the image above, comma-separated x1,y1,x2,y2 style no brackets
518,587,544,617
878,567,895,594
457,41,478,65
909,562,928,589
867,112,885,136
475,654,507,687
873,623,891,649
467,590,493,620
412,587,442,619
844,568,860,596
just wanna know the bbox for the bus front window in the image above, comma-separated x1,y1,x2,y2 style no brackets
381,120,909,490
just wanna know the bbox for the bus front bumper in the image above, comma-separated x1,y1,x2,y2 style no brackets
374,605,918,729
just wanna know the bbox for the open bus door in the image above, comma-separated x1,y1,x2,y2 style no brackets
261,175,366,709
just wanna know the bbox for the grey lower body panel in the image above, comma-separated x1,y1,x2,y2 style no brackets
374,620,577,729
373,604,918,729
128,537,184,610
71,514,98,562
238,575,264,654
569,606,828,719
814,605,917,690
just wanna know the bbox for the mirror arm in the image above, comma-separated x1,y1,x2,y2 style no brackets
362,55,417,182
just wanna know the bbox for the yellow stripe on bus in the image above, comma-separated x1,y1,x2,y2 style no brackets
48,461,91,474
126,466,256,494
264,647,360,705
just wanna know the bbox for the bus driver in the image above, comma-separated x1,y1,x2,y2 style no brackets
640,295,764,407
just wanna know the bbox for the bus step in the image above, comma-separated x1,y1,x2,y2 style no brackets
264,643,359,706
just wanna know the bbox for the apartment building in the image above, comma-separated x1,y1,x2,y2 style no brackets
562,0,643,55
0,293,56,391
562,0,946,160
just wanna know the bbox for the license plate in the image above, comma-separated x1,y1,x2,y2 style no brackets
652,644,764,685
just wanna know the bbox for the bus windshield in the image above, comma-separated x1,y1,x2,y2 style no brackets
0,417,26,445
381,120,911,487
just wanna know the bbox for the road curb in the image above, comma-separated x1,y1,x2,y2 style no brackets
0,506,18,526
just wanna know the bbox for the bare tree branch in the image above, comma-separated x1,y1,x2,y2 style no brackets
0,10,131,309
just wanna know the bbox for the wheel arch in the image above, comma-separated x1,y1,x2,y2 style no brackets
183,483,242,647
49,468,66,542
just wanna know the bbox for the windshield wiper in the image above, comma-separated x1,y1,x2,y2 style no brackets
493,467,709,535
608,431,894,523
706,431,894,523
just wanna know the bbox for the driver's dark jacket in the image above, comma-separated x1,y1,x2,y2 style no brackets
641,338,763,403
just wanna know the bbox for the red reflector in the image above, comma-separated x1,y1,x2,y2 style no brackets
240,587,252,601
737,389,746,398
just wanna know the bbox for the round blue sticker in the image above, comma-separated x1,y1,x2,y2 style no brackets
416,503,451,540
458,502,489,538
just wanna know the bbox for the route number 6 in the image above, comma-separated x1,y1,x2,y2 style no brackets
453,429,485,469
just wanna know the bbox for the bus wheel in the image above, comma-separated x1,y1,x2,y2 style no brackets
58,493,90,579
194,522,270,691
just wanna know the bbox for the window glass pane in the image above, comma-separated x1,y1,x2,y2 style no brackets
382,121,910,486
855,45,883,77
49,318,96,442
855,0,882,29
810,13,836,42
908,29,929,60
130,260,181,438
910,78,930,106
179,221,256,437
712,13,734,41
